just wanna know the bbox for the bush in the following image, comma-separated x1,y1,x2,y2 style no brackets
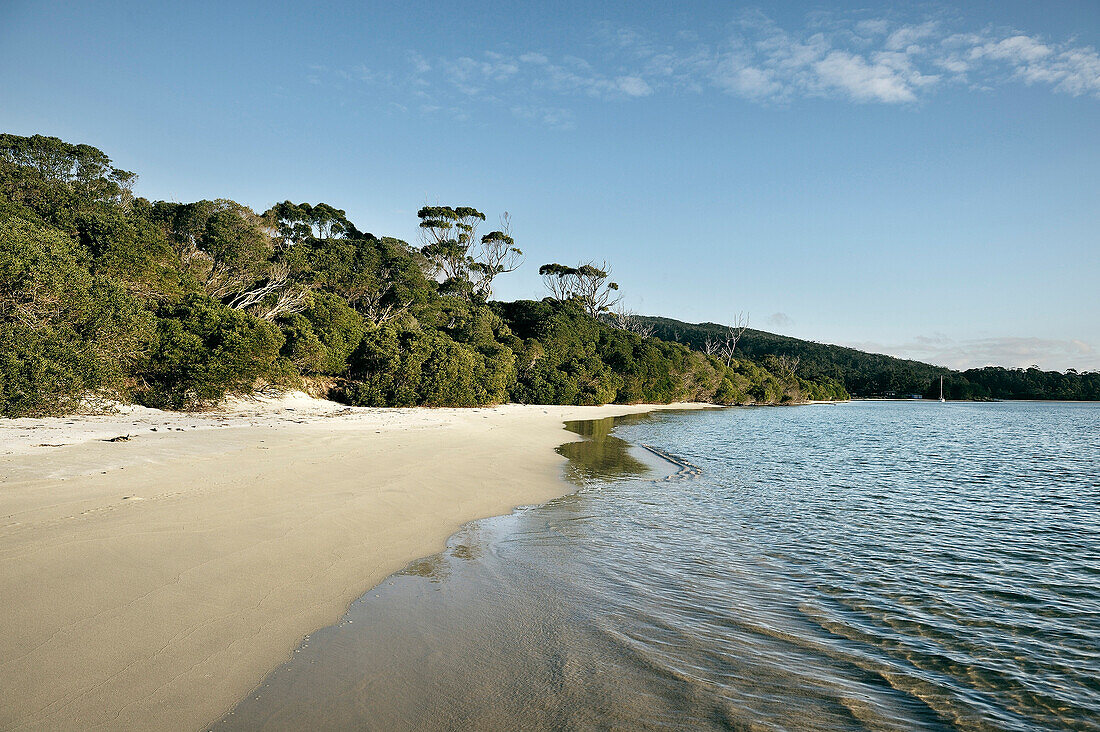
343,322,513,407
136,294,284,409
0,215,156,415
302,292,365,374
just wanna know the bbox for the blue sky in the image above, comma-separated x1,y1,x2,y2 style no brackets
2,0,1098,370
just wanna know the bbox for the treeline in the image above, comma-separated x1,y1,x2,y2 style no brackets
0,133,847,417
929,367,1100,401
641,316,948,395
640,316,1098,401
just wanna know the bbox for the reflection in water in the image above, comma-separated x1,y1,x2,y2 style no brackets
216,403,1100,731
556,413,654,484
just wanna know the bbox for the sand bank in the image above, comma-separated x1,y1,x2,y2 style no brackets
0,395,706,731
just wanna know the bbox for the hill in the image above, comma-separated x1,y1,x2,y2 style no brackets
639,316,1100,400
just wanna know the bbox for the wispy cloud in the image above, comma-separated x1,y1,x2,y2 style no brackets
843,333,1099,372
319,9,1100,127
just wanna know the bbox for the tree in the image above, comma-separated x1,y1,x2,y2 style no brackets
607,305,655,337
0,133,135,216
539,260,622,318
0,216,155,415
137,294,284,409
264,201,356,249
418,206,521,300
155,199,312,321
767,354,800,380
0,132,857,414
470,212,523,299
717,312,748,367
539,263,574,300
418,205,485,285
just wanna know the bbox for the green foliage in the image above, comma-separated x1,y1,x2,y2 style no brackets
417,205,521,300
928,367,1100,401
0,133,135,233
0,215,155,415
642,316,944,398
343,320,513,407
539,261,621,317
0,133,860,416
280,292,365,375
493,299,811,406
136,294,284,409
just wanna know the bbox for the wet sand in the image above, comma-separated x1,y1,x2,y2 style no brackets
0,396,706,731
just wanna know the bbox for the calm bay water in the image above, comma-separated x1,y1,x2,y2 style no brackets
217,402,1100,731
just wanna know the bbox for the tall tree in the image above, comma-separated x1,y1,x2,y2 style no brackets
717,312,749,367
418,205,520,300
418,205,485,288
470,212,523,299
539,260,621,318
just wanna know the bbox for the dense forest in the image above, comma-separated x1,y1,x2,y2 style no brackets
640,317,1099,400
0,133,849,418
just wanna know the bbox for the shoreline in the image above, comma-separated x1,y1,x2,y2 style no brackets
0,396,708,731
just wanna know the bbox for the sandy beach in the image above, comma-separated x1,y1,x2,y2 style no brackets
0,395,706,731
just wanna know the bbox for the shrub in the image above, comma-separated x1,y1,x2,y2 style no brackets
136,294,284,409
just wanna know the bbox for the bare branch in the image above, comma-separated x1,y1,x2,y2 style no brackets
228,263,291,310
257,286,312,321
718,312,749,367
608,305,654,337
472,211,524,299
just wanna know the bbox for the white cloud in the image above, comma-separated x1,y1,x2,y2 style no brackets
843,334,1100,372
327,12,1100,127
511,105,575,130
884,21,937,52
713,62,781,98
616,76,653,97
856,19,889,37
971,34,1053,63
814,50,917,102
409,52,431,74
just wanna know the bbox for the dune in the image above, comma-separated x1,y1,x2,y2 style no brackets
0,395,705,731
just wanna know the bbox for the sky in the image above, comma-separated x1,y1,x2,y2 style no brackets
2,0,1098,371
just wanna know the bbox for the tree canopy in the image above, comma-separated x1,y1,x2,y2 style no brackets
0,133,856,416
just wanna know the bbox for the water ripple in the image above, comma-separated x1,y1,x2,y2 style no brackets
217,402,1100,731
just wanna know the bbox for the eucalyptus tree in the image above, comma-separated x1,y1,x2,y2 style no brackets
0,133,135,216
418,205,485,285
154,199,313,321
539,260,621,318
470,212,523,299
417,206,521,300
265,201,355,249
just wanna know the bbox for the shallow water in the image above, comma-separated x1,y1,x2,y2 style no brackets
216,402,1100,731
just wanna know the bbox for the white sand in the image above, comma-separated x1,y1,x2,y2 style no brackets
0,395,707,731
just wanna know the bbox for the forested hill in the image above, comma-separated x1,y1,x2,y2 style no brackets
0,133,848,417
639,316,1100,401
640,317,945,397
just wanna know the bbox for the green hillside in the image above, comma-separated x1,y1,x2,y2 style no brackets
640,316,1100,400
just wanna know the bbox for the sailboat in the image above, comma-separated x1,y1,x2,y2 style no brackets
939,375,946,403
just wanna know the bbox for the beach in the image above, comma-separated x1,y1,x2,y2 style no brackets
0,395,704,731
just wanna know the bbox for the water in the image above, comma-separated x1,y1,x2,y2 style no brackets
217,402,1100,731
